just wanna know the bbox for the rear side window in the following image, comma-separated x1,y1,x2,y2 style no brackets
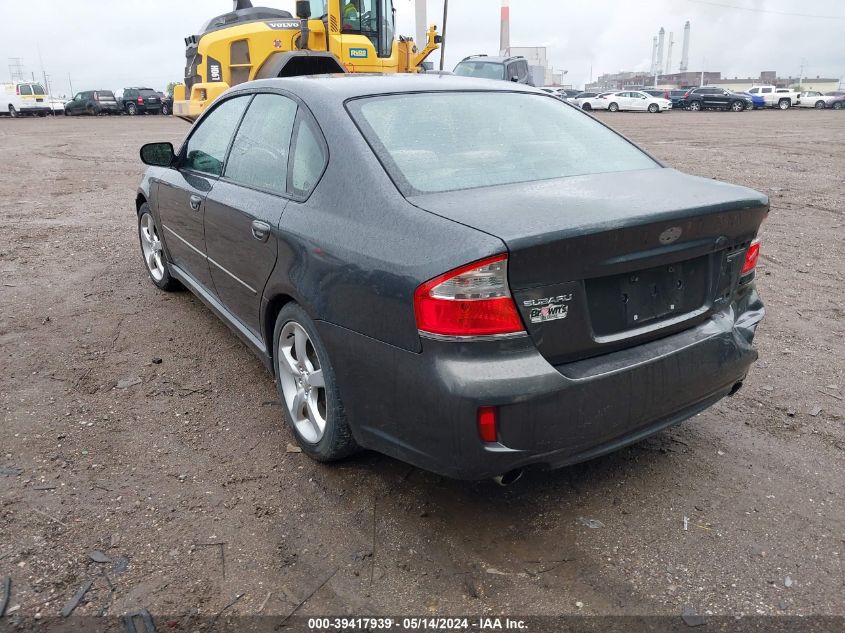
19,85,32,95
183,96,249,176
453,61,505,81
289,116,327,197
350,91,658,195
225,94,297,194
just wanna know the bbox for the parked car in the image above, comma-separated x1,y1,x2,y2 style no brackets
134,75,767,480
739,92,766,110
453,55,534,85
64,90,120,115
642,88,670,100
557,88,582,100
795,91,837,109
827,95,845,110
746,86,798,110
48,96,65,114
825,91,845,97
0,82,51,117
603,90,672,113
120,87,164,115
680,87,752,112
668,89,688,108
577,91,615,111
156,92,173,116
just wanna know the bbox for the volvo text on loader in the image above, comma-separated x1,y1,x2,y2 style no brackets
173,0,441,121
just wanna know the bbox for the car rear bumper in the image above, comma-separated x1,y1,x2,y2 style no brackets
318,287,764,480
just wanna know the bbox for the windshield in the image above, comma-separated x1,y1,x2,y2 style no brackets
453,61,506,81
350,91,658,195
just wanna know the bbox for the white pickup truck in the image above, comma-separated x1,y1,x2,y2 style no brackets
746,86,799,110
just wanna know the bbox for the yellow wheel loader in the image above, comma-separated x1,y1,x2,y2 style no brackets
173,0,440,121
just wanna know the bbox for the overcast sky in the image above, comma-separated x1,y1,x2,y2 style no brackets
1,0,843,96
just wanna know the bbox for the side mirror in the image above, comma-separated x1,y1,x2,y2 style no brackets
140,142,175,167
295,0,311,18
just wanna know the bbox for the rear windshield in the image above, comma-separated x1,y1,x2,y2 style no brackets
19,85,32,95
139,89,158,96
97,91,116,100
349,91,658,195
453,61,506,81
31,84,45,95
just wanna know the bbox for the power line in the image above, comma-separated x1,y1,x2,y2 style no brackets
687,0,845,20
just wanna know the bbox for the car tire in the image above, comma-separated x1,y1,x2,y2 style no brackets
273,303,358,462
833,102,843,110
608,102,619,112
86,104,96,116
689,100,702,111
581,103,592,111
778,98,790,110
161,103,170,116
648,103,659,113
8,105,18,118
814,101,826,109
137,204,180,291
64,108,70,116
127,103,137,116
730,100,745,112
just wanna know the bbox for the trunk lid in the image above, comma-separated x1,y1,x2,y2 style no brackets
408,168,768,364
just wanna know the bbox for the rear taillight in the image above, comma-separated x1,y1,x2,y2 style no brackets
94,93,100,102
741,239,760,276
414,254,525,338
477,406,498,443
137,97,144,104
683,91,690,99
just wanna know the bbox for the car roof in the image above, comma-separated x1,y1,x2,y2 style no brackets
235,74,543,103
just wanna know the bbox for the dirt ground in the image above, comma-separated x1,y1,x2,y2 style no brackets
1,109,843,625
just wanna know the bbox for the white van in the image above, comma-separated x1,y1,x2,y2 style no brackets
1,82,51,117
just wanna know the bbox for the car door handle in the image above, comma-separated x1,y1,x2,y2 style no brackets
251,220,271,242
189,195,202,211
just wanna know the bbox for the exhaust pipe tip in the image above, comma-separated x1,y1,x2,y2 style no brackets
493,469,524,487
728,381,743,396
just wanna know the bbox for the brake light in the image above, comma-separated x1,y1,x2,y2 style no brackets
741,239,760,275
683,91,690,99
137,97,144,104
94,93,100,102
478,406,498,443
16,85,20,95
414,254,525,337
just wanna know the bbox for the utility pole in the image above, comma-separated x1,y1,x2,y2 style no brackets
439,0,448,71
68,73,74,96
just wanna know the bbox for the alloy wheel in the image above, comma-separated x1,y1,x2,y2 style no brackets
278,321,327,444
815,101,825,109
139,212,165,281
731,101,744,112
690,101,702,111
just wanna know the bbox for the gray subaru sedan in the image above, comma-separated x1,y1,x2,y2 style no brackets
135,75,766,481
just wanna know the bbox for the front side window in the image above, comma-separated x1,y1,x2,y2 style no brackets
225,94,297,194
453,61,505,81
290,116,327,197
19,85,32,95
183,96,249,176
350,91,658,195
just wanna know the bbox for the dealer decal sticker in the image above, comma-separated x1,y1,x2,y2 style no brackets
349,47,369,58
523,294,572,324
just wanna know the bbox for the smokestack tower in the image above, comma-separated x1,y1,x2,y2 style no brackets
656,27,665,75
499,0,510,56
415,0,427,50
665,32,674,75
650,36,658,75
680,21,691,72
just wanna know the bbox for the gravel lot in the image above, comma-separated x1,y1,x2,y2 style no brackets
1,109,843,624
